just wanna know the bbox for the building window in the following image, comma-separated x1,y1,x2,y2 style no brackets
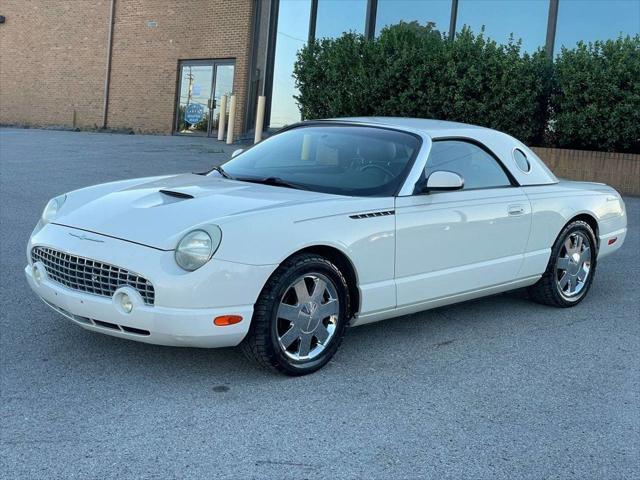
269,0,312,128
315,0,368,39
375,0,452,36
175,60,235,137
456,0,549,53
555,0,640,51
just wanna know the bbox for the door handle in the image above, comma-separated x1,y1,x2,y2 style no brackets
508,205,525,216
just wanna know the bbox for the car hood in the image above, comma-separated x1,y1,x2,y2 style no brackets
54,173,335,250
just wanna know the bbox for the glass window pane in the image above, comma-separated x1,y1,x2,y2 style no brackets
316,0,368,39
555,0,640,50
210,64,234,134
375,0,452,36
457,0,549,53
513,148,531,173
269,0,312,128
222,125,420,196
176,65,213,135
426,141,511,189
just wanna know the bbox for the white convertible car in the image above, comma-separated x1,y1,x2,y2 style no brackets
26,118,627,374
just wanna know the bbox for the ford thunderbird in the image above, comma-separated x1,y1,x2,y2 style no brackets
26,118,627,374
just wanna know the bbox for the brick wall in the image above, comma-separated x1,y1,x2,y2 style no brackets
107,0,254,135
532,147,640,196
0,1,254,136
0,1,111,128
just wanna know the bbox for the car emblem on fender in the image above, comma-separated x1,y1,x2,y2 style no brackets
68,232,105,243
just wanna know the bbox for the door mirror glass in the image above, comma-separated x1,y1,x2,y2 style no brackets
425,170,464,192
231,148,244,158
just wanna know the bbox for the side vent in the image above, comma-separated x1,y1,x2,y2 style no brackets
349,210,395,219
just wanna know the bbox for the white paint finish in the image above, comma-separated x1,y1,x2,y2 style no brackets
53,173,338,251
26,118,628,347
598,228,627,259
28,223,275,310
213,195,397,314
517,248,552,279
26,266,251,347
522,181,627,253
395,188,532,307
353,276,540,326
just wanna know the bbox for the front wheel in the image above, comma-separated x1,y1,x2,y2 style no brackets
529,220,597,307
241,254,350,375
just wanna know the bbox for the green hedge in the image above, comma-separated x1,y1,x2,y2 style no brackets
293,23,639,152
551,36,640,152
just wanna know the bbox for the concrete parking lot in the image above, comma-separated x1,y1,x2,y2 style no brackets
1,128,638,479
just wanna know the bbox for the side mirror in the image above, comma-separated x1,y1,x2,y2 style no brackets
424,170,464,192
231,148,244,158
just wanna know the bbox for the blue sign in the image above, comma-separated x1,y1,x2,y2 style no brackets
185,103,205,124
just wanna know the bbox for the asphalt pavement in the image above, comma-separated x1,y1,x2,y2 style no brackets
1,128,638,479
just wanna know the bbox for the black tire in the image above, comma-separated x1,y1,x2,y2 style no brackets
528,220,598,307
240,253,351,375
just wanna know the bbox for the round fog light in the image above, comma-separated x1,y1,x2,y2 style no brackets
33,265,43,284
120,293,133,313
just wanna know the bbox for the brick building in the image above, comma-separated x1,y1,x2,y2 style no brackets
0,1,638,139
0,1,254,137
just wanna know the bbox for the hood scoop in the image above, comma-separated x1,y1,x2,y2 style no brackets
159,189,194,200
130,189,195,209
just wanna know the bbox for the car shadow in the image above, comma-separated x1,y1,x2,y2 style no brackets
45,288,540,387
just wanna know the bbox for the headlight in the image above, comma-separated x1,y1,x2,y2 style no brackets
41,194,67,224
175,227,221,271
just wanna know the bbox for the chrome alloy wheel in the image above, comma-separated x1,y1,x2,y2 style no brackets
556,231,592,299
276,273,339,361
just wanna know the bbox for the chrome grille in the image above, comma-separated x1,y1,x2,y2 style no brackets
31,246,155,305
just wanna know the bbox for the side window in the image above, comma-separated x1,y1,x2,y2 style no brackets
425,140,511,190
513,148,531,173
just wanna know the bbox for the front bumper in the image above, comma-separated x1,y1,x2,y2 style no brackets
26,223,277,348
26,266,253,347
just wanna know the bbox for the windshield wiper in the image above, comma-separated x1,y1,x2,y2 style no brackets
205,165,233,179
236,176,307,190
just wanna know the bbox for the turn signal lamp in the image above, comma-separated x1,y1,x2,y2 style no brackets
214,315,242,326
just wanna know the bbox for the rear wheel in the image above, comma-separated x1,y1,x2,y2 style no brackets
241,254,350,375
529,220,597,307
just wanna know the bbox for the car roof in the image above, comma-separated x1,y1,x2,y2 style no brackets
330,116,489,138
320,117,559,186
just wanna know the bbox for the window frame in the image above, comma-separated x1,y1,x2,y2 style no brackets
419,137,520,193
173,58,236,137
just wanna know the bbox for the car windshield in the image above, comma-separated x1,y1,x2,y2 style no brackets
217,125,421,196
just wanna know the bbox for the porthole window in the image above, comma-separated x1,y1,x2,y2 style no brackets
513,149,531,173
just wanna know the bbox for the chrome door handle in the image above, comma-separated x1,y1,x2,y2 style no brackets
508,205,525,216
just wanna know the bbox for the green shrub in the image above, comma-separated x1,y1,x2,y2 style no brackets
551,36,640,153
294,32,378,120
294,23,551,145
438,28,551,145
294,24,639,152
